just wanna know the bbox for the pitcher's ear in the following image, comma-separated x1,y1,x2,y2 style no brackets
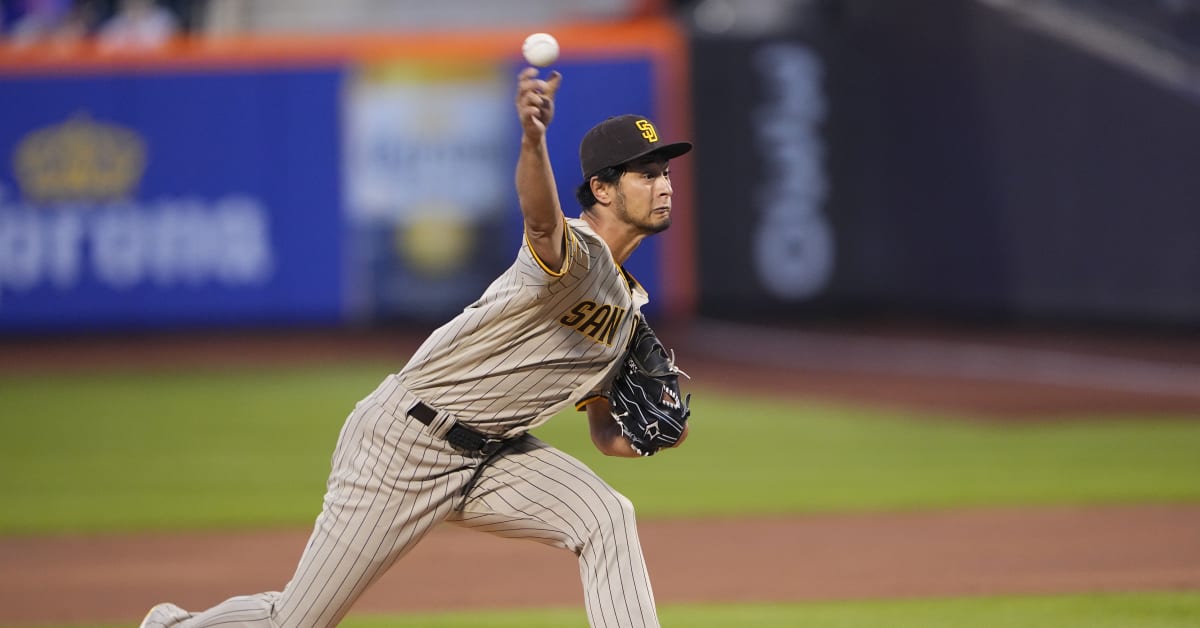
591,177,613,204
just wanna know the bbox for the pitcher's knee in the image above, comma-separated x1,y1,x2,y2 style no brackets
612,490,636,520
587,486,639,537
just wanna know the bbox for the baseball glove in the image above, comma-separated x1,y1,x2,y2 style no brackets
609,317,691,456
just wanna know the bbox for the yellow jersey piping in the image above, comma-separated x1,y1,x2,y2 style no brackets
525,217,576,278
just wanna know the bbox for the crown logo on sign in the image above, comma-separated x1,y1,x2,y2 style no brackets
13,112,146,203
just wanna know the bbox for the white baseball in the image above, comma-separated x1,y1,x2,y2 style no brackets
522,32,559,67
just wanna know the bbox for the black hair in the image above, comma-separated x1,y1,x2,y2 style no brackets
574,165,625,212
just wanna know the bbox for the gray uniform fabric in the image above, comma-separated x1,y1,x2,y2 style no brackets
399,218,645,436
149,218,660,628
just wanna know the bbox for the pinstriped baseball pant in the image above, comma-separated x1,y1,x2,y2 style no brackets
166,377,659,628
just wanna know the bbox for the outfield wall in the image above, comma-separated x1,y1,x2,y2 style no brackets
5,1,1199,336
689,0,1200,329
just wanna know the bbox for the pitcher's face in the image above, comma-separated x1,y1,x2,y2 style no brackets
614,156,674,234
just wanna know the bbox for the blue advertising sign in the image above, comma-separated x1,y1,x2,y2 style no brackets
0,68,343,331
0,54,670,333
341,57,665,323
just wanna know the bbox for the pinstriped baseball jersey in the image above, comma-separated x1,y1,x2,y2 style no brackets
140,217,667,628
397,216,648,437
140,93,685,628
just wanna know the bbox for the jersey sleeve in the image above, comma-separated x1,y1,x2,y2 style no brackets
518,218,587,287
574,392,607,411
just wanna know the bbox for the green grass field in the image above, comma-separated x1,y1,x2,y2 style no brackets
346,592,1200,628
1,361,1198,627
1,362,1198,534
23,593,1200,628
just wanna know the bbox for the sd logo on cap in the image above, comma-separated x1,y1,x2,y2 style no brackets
579,115,692,179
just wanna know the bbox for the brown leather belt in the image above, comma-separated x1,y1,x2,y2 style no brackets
407,401,508,456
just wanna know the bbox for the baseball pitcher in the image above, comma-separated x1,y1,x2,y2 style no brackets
140,65,693,628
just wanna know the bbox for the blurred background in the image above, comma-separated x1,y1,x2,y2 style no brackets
2,0,1199,338
3,2,1200,627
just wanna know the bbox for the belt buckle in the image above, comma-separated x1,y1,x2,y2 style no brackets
480,438,506,456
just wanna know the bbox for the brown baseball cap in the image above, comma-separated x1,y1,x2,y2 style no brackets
579,114,692,179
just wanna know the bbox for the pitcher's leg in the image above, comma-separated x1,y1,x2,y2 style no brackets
448,436,658,628
172,401,470,627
